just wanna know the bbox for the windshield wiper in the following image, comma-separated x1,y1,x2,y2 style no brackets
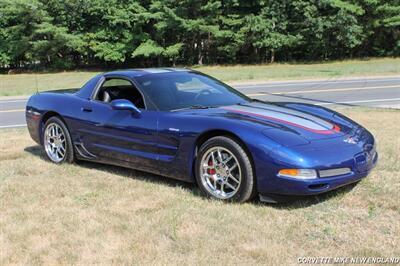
171,105,211,112
189,104,211,109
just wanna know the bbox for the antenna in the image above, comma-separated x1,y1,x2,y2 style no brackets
34,61,39,94
35,74,39,94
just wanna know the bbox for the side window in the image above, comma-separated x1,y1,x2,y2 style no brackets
102,79,131,88
95,78,145,109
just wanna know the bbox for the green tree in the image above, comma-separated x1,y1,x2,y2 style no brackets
132,39,164,65
375,0,400,55
0,0,398,69
163,43,184,66
0,0,47,67
242,1,300,63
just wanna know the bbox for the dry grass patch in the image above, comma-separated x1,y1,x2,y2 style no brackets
0,108,399,265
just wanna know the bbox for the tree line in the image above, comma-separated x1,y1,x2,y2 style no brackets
0,0,399,69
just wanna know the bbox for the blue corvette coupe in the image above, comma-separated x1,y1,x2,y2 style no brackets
26,68,377,202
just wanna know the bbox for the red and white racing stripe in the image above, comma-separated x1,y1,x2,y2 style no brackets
222,104,340,135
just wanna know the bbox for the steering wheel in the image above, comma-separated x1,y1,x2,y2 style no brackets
194,89,212,101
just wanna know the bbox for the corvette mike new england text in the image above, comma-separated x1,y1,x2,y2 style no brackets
297,256,400,264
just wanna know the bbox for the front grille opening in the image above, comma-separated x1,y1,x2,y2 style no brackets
318,167,351,178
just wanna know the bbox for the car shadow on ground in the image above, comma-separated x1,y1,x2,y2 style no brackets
25,145,358,209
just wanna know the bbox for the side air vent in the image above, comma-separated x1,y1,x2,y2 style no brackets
74,143,96,159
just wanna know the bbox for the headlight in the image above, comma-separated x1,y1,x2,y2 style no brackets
278,169,317,179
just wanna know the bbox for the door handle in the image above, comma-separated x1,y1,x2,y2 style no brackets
81,107,92,112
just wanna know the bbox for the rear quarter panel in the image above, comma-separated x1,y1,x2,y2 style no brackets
26,92,88,145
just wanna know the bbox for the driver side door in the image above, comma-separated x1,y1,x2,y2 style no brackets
77,76,159,172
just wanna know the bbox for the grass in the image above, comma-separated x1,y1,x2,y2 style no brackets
0,58,399,97
0,108,399,265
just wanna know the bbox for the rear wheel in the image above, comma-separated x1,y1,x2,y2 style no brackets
43,117,74,163
195,136,255,202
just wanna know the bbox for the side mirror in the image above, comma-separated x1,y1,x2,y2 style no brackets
110,99,141,115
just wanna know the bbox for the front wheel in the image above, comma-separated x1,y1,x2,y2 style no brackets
195,136,255,202
43,116,75,164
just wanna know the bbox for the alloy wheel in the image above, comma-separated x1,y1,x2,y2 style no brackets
44,122,67,163
200,146,242,199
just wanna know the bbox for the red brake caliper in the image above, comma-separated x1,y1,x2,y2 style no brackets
207,159,216,175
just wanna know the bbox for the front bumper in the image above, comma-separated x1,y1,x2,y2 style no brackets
259,152,378,196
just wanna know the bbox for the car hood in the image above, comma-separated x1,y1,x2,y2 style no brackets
216,102,358,144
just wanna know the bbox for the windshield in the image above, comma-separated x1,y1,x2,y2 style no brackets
135,71,250,111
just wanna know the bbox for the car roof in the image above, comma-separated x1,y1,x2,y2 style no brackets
76,68,196,100
104,68,191,78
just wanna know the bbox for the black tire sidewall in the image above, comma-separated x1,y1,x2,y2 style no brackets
43,117,74,163
195,136,255,202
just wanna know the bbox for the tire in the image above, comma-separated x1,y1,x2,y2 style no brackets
42,116,75,164
195,136,256,202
